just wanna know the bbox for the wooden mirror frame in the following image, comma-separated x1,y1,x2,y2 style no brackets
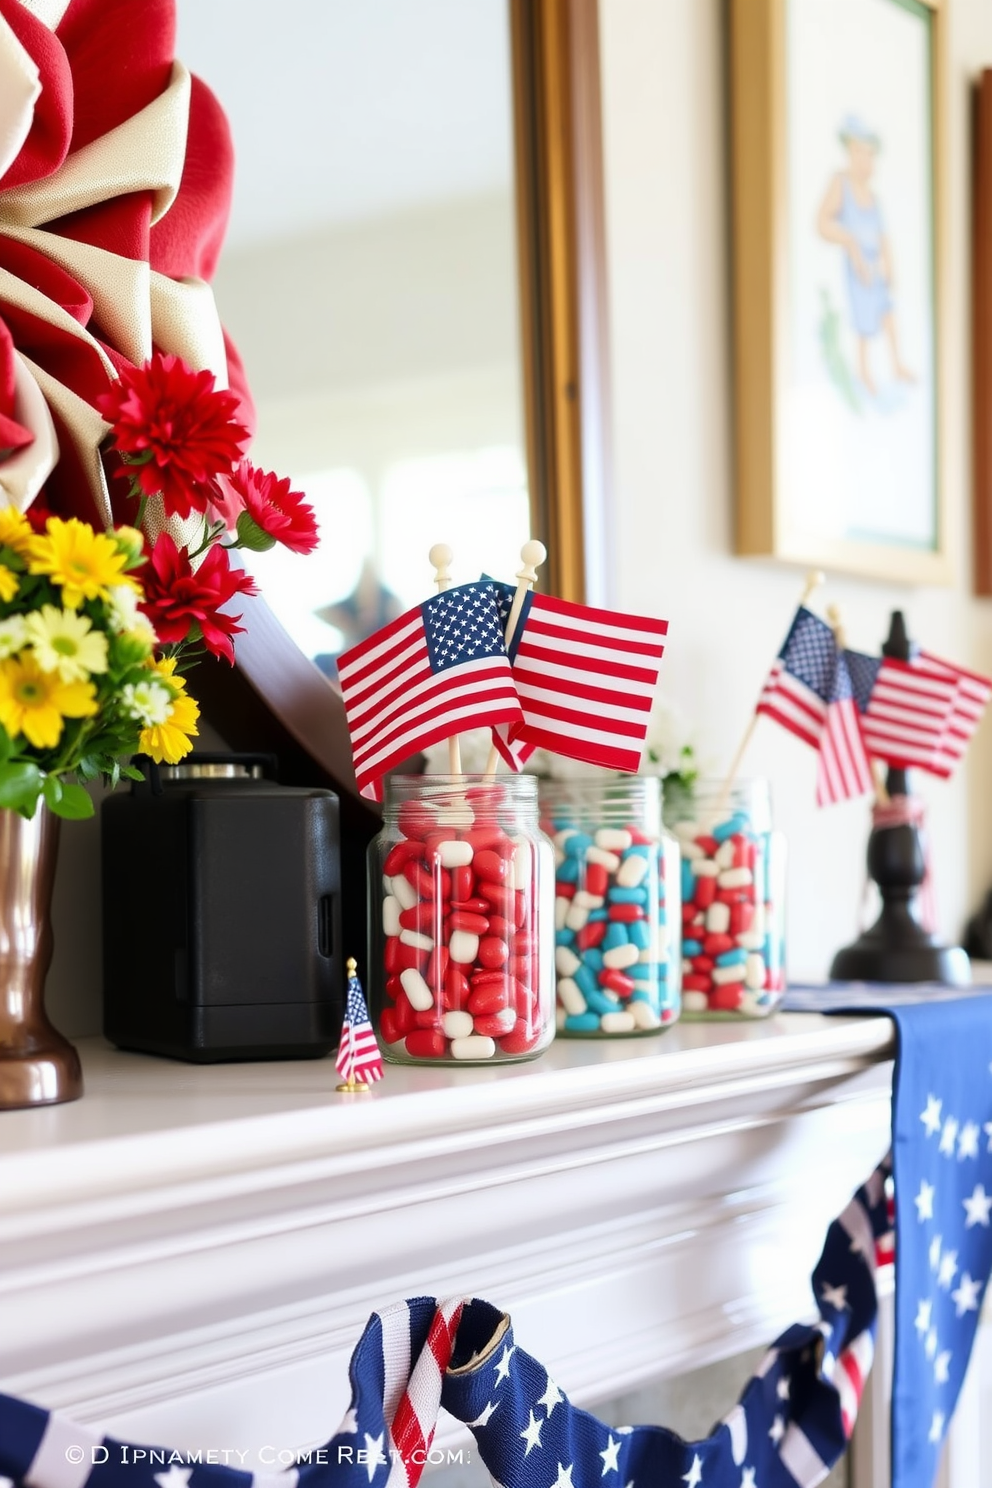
191,0,612,833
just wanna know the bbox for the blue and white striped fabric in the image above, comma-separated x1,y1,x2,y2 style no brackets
0,1162,891,1488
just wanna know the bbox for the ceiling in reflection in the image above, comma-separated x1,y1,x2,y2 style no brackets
174,0,514,249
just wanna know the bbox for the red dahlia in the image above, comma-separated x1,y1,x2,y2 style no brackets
223,460,320,554
139,533,258,664
96,353,250,519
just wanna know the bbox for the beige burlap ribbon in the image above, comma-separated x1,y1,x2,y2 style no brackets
0,5,231,548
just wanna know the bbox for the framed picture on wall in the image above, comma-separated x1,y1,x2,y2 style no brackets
730,0,949,584
973,69,992,595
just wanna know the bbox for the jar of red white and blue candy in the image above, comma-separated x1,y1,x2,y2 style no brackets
664,779,786,1018
539,777,681,1036
370,774,555,1064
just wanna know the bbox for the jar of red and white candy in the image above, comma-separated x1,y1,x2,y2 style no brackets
370,774,555,1064
539,777,681,1036
664,779,786,1018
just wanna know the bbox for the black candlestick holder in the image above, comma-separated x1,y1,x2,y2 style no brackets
829,610,970,987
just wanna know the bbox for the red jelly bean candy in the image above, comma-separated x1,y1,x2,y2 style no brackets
449,910,490,935
451,865,474,902
486,914,513,941
379,1008,402,1044
404,1029,446,1058
729,901,755,935
694,876,717,910
585,863,609,897
499,1021,542,1055
709,983,746,1012
383,840,422,876
478,935,509,968
474,849,508,884
608,904,644,923
703,933,734,956
397,802,438,840
384,936,402,974
468,981,511,1015
399,904,438,933
473,1008,516,1037
392,995,416,1035
464,826,507,853
600,969,635,996
556,881,576,901
683,973,712,992
692,955,715,973
478,882,514,917
576,921,608,951
385,974,404,1001
427,945,449,991
695,834,719,856
443,966,470,1010
450,897,490,915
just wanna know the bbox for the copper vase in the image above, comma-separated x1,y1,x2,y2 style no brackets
0,805,82,1108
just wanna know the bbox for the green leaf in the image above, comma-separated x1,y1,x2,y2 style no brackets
41,775,64,809
0,761,42,813
51,783,95,820
120,764,146,782
0,728,12,765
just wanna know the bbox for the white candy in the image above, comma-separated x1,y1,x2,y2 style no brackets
573,890,605,909
595,828,633,851
399,968,433,1011
565,903,590,931
555,895,571,930
719,867,754,889
680,841,703,861
557,977,588,1015
391,874,419,911
555,828,580,848
450,1035,496,1060
400,929,433,951
443,1010,474,1039
682,990,709,1012
511,841,531,887
599,1011,636,1034
480,1007,516,1035
449,930,479,964
603,942,640,970
745,953,767,990
436,805,474,827
382,895,401,938
630,1000,661,1029
586,847,621,872
736,931,765,951
706,902,731,934
674,820,702,842
556,945,581,977
554,845,566,868
715,840,736,869
693,859,720,879
682,958,694,975
556,1004,568,1030
712,963,746,986
435,840,473,868
616,854,649,887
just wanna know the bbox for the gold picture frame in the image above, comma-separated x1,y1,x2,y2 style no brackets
730,0,949,584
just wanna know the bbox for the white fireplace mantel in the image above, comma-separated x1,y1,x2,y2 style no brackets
0,1017,894,1458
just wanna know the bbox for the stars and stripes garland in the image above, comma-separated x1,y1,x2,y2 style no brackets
335,969,383,1088
0,1164,891,1488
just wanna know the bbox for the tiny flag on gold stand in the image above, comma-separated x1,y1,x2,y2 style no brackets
335,960,383,1091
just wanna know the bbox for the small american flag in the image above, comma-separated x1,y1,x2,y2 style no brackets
918,649,992,775
335,966,383,1087
489,586,668,773
338,581,523,801
845,650,959,776
757,607,873,804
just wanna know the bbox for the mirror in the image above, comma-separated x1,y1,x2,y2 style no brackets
178,0,611,801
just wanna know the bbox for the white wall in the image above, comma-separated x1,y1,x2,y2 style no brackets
599,0,992,977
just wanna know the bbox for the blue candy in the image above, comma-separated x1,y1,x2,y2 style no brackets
555,928,576,946
713,812,750,842
607,886,648,904
584,948,605,972
588,908,609,922
574,964,599,998
556,857,579,883
564,1012,601,1032
602,924,628,951
563,832,594,858
681,860,694,902
586,987,621,1016
628,920,651,951
716,948,747,968
683,938,702,956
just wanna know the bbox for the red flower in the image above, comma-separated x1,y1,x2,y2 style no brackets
139,533,258,664
96,353,250,519
221,459,320,554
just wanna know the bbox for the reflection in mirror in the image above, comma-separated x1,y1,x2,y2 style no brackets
175,0,531,677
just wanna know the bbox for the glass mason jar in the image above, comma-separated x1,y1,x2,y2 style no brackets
369,775,555,1064
664,778,786,1018
539,776,681,1036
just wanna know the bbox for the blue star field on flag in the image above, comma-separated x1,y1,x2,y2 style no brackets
784,984,992,1488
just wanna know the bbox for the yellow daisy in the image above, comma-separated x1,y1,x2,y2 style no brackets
0,507,34,556
138,656,200,763
0,655,98,750
0,566,18,603
28,517,138,610
25,605,109,682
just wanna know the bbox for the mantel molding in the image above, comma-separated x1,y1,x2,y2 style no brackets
0,1018,894,1456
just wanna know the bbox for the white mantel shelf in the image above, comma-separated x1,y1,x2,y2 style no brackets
0,1017,895,1457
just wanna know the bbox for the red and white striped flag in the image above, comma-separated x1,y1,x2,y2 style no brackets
490,589,668,773
846,648,991,778
335,967,384,1087
338,581,523,801
918,649,992,775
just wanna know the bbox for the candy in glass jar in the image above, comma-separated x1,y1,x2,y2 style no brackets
664,778,786,1017
369,774,555,1064
539,776,681,1036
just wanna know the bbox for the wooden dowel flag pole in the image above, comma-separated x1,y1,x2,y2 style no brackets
485,539,548,776
429,543,462,775
716,569,826,813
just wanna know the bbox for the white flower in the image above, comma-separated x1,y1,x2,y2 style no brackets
106,584,142,634
121,679,173,727
0,614,27,659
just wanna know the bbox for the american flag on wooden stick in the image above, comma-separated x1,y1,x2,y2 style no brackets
335,964,383,1087
845,648,992,778
338,581,523,801
918,649,992,775
756,606,873,805
488,585,668,773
